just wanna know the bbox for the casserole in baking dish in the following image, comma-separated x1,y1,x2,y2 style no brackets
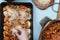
1,2,33,40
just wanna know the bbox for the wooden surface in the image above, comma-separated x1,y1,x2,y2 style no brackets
57,3,60,18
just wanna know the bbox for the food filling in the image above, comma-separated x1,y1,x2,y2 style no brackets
43,21,60,40
3,5,31,40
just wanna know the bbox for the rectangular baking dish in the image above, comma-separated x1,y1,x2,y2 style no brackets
0,2,33,40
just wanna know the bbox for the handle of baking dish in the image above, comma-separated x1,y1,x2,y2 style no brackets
40,17,51,29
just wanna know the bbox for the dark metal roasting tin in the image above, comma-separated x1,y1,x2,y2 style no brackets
0,2,33,40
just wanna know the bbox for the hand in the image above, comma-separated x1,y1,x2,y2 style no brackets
15,27,28,40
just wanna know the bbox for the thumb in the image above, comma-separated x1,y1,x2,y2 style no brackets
16,27,24,32
15,32,20,38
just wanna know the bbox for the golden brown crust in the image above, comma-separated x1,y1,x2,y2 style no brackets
3,5,31,40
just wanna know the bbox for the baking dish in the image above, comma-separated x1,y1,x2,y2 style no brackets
0,2,33,40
